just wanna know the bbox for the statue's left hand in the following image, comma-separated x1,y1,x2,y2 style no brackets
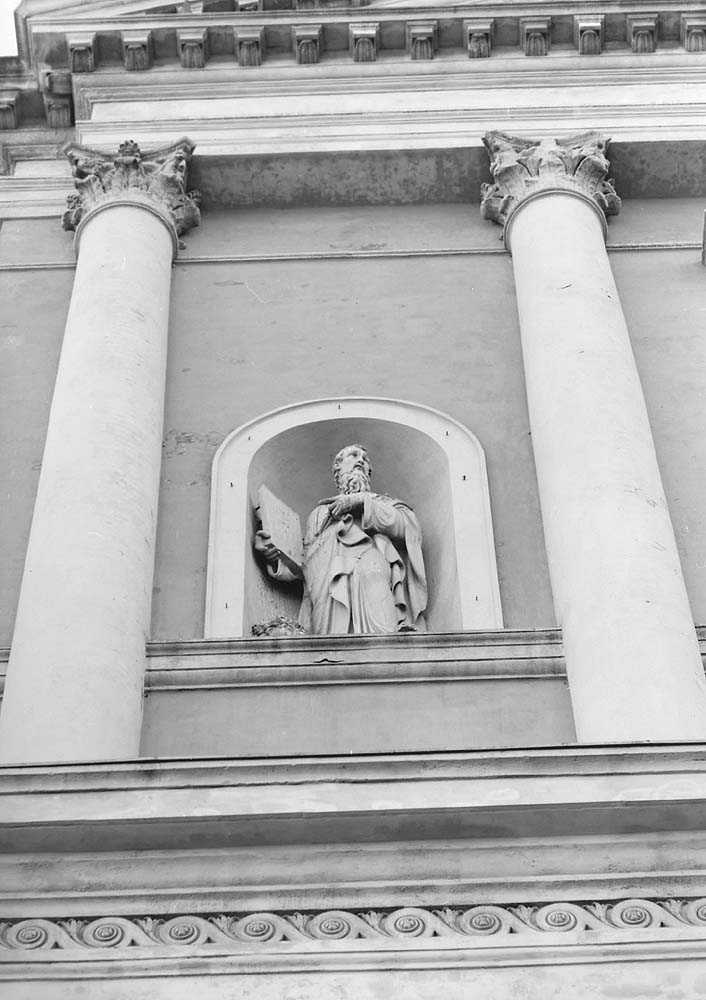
318,493,366,519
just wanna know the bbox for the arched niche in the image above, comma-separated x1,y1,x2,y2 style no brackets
206,397,502,637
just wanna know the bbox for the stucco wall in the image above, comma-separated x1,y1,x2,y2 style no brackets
612,247,706,627
0,221,73,647
155,204,549,640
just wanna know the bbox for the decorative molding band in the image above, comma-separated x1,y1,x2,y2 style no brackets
68,63,706,116
2,745,706,858
3,900,706,953
3,5,706,130
20,4,706,79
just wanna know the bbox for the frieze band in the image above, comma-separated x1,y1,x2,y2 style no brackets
3,899,706,952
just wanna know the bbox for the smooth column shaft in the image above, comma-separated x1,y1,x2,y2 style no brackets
508,192,706,742
0,205,173,763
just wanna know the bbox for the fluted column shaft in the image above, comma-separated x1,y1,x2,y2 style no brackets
0,140,199,764
482,132,706,743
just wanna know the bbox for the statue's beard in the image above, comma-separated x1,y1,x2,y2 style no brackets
337,469,371,495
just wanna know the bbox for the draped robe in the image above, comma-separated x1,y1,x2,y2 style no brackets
272,492,427,635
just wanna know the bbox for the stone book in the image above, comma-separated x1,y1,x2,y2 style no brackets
257,484,304,576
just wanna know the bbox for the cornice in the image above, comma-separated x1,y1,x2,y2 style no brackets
23,6,706,83
74,109,706,150
144,629,564,690
0,175,72,215
3,626,706,687
0,138,68,174
66,57,706,121
60,54,706,163
21,2,706,50
3,742,706,784
3,828,706,915
24,0,706,31
146,626,563,656
0,630,564,693
2,0,706,132
2,745,706,854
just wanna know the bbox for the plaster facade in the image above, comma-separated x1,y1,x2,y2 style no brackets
3,0,706,993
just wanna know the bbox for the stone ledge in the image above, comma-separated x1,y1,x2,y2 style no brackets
4,829,706,915
2,745,706,853
143,628,564,688
22,1,706,85
2,916,706,981
10,741,705,785
138,629,572,755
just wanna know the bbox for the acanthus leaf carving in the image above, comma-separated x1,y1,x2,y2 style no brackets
361,910,383,930
480,130,621,228
434,907,459,929
61,138,201,241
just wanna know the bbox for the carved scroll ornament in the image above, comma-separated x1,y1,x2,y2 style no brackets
2,898,706,952
62,138,201,239
480,130,621,228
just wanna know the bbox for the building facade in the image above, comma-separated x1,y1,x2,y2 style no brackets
3,0,706,995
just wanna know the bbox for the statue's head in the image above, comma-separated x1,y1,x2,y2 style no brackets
333,444,372,494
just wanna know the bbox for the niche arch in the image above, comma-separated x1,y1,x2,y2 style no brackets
206,397,502,637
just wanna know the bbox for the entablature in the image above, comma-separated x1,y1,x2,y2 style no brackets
5,0,706,130
24,2,706,75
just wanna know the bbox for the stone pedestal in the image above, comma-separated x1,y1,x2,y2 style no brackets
482,131,706,743
0,140,199,764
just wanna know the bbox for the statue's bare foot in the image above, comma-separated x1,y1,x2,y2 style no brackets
396,622,418,633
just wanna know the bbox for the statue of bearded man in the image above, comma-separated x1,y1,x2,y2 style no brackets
254,444,428,635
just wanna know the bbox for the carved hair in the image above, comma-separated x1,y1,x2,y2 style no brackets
332,444,372,486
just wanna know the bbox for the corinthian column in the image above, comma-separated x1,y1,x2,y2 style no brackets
0,140,200,764
482,131,706,743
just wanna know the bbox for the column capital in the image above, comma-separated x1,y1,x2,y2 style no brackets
61,138,201,252
480,130,621,234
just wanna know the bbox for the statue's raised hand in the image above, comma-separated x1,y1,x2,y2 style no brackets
318,492,367,520
254,529,281,564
